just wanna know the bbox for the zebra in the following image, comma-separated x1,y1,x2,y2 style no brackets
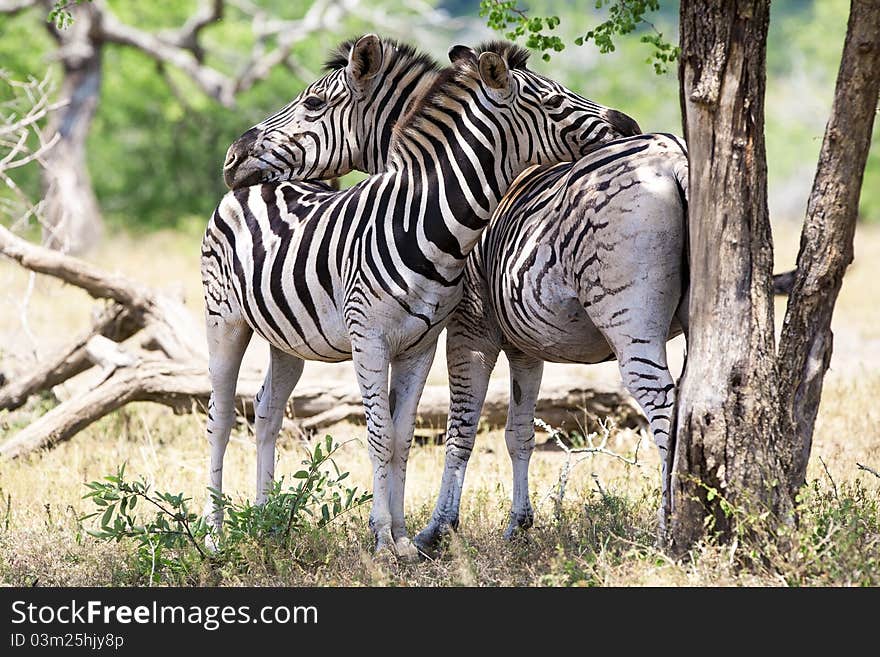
413,134,692,552
203,37,640,561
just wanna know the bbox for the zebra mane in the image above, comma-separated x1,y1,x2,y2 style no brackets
390,40,531,152
323,36,440,74
471,40,531,70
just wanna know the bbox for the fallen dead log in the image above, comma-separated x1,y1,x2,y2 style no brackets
0,225,205,412
0,224,205,362
295,380,645,435
0,303,139,411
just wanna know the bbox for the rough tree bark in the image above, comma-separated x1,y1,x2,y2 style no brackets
40,1,104,253
670,0,880,552
776,0,880,497
670,0,787,549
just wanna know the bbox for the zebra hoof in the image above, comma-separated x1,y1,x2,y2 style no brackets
394,536,421,564
373,529,398,565
502,510,534,541
413,521,454,557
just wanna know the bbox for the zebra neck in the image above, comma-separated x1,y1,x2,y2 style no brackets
360,65,443,175
392,123,516,266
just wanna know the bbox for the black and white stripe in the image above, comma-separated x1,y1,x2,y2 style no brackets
201,38,640,560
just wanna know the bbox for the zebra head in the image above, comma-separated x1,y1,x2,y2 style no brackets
223,35,440,190
444,41,641,167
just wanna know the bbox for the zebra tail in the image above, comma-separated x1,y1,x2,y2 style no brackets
673,160,690,331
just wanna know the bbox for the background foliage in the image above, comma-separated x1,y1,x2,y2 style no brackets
0,0,876,234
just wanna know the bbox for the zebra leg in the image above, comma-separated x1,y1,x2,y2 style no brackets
387,345,437,562
613,338,676,536
414,321,499,553
503,350,544,539
203,318,252,535
255,347,305,505
351,344,398,558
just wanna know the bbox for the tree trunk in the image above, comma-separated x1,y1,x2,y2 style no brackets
669,0,787,550
776,0,880,497
41,2,103,254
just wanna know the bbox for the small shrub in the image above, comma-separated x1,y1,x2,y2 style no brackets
81,435,370,584
788,479,880,586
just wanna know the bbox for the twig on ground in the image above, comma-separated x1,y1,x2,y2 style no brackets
857,462,880,479
818,455,839,501
536,416,640,521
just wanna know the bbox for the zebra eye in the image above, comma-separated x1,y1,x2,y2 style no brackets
303,95,326,111
543,94,565,109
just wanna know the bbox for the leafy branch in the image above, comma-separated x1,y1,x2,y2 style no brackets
81,435,371,583
47,0,92,30
480,0,679,73
480,0,564,62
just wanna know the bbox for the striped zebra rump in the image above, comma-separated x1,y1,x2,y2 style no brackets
466,133,690,365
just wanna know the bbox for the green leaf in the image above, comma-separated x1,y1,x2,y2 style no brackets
101,504,115,528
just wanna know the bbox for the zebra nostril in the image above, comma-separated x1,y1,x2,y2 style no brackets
224,149,239,169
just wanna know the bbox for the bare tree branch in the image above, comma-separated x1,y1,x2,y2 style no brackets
97,2,235,105
160,0,224,58
0,131,59,170
0,0,38,14
0,223,155,309
94,0,363,106
357,0,469,35
0,72,61,236
232,0,358,95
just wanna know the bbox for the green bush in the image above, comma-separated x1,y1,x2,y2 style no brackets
81,435,370,584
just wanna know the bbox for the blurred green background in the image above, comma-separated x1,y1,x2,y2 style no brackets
1,0,876,236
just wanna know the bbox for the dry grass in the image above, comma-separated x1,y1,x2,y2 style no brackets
0,222,878,587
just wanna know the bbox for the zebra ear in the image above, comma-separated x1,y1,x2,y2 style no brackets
347,34,384,86
448,44,477,65
477,51,509,92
